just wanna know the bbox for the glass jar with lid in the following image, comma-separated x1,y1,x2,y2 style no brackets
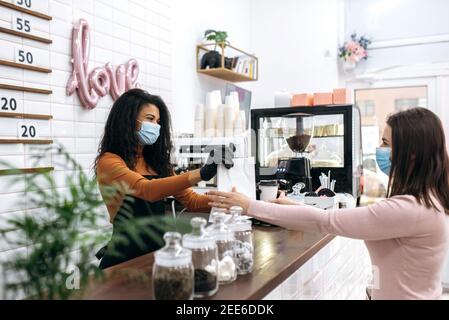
182,217,219,298
206,211,237,285
208,207,228,223
227,206,254,275
153,232,194,300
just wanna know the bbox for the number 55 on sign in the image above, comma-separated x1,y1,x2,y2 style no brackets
12,15,32,34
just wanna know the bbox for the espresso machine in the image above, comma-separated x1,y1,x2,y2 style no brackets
252,104,363,212
275,113,315,193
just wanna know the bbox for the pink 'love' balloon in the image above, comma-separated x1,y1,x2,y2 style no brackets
67,19,140,110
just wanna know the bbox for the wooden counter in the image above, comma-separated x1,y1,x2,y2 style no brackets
86,214,335,300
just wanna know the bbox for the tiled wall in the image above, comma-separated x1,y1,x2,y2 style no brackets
263,237,371,300
0,0,172,292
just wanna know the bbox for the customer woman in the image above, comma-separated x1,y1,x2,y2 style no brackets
94,88,234,269
208,107,449,300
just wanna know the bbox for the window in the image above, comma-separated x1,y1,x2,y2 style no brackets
394,98,426,111
358,100,375,117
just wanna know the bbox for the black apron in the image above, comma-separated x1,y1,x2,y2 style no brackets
97,175,167,269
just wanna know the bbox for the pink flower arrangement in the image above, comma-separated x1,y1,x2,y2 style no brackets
339,33,371,64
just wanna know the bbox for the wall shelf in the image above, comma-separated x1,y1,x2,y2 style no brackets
313,135,344,139
197,68,256,82
0,167,54,176
0,27,52,44
0,112,53,120
196,42,258,82
0,83,52,95
0,59,52,73
0,139,53,145
0,1,52,20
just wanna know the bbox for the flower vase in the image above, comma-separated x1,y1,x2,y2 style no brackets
342,60,357,73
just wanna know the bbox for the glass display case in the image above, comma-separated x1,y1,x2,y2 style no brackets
251,105,363,198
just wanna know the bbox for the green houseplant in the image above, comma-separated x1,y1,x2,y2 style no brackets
201,29,234,70
0,145,191,300
0,145,108,299
204,29,229,49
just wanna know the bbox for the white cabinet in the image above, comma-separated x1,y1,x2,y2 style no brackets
263,237,371,300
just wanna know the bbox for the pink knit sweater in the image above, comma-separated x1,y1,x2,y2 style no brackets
248,195,449,300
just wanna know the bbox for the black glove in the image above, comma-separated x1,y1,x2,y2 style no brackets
200,143,235,181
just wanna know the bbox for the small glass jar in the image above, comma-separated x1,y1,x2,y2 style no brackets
206,212,237,285
227,206,254,275
153,232,194,300
182,217,219,298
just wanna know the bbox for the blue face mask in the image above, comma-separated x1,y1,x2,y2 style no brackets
376,147,391,176
137,121,160,145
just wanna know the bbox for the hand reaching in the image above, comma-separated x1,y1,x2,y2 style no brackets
269,191,302,205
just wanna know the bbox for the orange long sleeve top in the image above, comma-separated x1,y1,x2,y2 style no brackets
96,152,211,222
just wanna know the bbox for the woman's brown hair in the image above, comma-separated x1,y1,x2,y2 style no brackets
387,107,449,214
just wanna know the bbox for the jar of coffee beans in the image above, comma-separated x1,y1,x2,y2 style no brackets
183,217,219,298
153,232,194,300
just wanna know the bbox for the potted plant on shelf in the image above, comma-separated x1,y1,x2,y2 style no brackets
0,145,191,300
200,29,234,70
338,33,372,72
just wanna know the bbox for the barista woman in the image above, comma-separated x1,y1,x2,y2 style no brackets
209,107,449,300
94,89,234,269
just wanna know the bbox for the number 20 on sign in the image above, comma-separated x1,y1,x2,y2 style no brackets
17,122,39,139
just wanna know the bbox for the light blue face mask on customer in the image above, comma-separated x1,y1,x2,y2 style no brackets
137,120,161,145
376,147,391,176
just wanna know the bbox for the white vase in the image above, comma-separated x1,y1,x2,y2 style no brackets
342,60,357,73
274,90,292,108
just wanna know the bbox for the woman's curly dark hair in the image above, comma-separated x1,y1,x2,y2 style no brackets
94,89,174,177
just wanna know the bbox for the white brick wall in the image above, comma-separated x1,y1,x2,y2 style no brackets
0,0,173,288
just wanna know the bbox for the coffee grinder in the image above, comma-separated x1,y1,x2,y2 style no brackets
276,113,315,193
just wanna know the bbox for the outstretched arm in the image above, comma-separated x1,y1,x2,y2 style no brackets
247,196,419,240
207,189,420,241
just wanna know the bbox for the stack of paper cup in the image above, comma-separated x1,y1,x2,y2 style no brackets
229,91,240,119
204,91,218,137
234,110,246,136
224,95,235,137
216,104,225,137
213,90,222,106
239,110,246,131
194,103,205,138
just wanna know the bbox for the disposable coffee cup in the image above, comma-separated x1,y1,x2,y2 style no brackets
258,180,279,202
